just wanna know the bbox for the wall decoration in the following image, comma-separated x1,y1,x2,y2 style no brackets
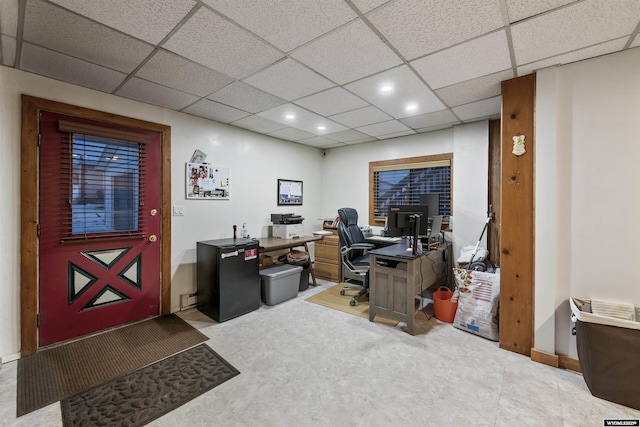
512,134,526,156
189,149,207,164
277,179,303,206
187,163,229,199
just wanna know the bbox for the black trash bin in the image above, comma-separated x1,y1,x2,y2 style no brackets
285,250,311,291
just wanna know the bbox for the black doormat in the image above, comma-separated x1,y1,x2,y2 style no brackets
60,344,239,427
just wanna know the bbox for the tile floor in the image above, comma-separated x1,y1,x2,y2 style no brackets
1,279,639,426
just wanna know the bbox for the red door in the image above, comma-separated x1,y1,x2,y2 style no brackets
38,111,162,347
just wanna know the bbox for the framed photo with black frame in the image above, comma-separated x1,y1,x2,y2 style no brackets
277,179,303,206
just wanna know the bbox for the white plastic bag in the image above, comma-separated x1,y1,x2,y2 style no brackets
452,268,500,341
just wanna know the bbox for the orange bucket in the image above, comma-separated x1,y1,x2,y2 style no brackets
433,286,458,323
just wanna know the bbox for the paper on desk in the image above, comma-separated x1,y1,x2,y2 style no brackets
313,230,333,236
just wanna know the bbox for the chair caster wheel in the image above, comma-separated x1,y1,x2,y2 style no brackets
340,290,345,296
350,300,356,306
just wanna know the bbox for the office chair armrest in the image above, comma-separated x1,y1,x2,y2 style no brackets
350,243,375,250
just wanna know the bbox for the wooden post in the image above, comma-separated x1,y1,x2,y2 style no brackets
499,74,535,356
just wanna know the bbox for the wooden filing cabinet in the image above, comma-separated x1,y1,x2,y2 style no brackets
314,235,341,282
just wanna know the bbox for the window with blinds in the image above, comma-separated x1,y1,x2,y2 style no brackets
369,154,452,225
58,120,149,243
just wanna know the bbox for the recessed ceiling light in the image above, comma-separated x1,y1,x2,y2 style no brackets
380,85,393,93
317,126,326,131
285,114,295,119
406,103,418,111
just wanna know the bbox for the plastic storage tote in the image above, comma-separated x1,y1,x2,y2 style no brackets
259,264,302,306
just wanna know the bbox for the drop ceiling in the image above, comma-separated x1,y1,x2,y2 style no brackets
1,0,639,148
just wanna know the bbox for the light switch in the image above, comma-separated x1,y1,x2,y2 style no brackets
173,205,185,216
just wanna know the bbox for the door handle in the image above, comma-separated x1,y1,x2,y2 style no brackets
148,235,157,242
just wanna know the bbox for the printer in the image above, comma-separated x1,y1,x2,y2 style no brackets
271,213,305,238
270,213,304,224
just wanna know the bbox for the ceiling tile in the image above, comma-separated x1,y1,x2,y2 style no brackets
201,0,357,52
230,115,287,134
291,19,402,85
416,123,460,134
164,7,283,79
116,77,199,110
367,0,503,60
20,43,127,92
1,35,16,67
243,58,334,101
517,38,627,76
411,30,512,89
511,0,640,64
452,96,501,121
330,105,392,128
267,127,315,142
294,87,369,117
376,129,416,139
24,0,154,74
48,0,196,45
182,99,249,123
505,0,577,23
400,109,460,130
324,129,373,143
344,65,445,118
343,137,376,145
435,69,513,107
0,0,19,36
356,120,412,137
207,82,285,113
136,50,234,97
257,103,348,135
352,0,392,14
297,136,339,148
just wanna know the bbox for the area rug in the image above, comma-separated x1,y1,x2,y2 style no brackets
305,283,398,327
17,314,208,417
60,344,239,427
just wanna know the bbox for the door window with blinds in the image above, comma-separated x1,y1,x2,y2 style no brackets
369,154,452,225
58,120,149,242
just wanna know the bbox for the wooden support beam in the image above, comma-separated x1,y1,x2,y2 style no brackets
499,74,536,356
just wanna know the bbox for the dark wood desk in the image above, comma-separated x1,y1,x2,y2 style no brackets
368,242,448,335
257,235,323,286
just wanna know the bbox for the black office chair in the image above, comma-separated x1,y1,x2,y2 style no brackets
337,208,375,306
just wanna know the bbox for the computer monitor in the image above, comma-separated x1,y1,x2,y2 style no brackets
386,205,429,237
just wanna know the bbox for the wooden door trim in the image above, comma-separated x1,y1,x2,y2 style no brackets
20,95,172,355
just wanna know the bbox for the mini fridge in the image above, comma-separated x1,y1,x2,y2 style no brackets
197,238,260,322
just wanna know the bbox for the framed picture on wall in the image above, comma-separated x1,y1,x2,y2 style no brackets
277,179,303,206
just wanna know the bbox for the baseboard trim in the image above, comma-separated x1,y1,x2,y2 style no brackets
531,348,559,367
559,355,581,373
530,348,581,373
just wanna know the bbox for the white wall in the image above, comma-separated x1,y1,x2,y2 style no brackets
0,66,323,359
322,121,490,260
535,48,640,357
0,66,492,360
